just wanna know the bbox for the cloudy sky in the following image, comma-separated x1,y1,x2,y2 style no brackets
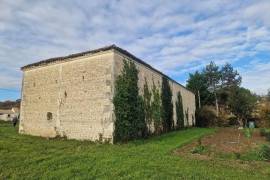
0,0,270,100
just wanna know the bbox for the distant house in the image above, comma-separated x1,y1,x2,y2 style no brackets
0,107,20,121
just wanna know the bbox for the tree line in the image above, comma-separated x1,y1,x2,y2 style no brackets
186,61,257,127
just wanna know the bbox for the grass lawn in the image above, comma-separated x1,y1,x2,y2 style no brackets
0,121,269,179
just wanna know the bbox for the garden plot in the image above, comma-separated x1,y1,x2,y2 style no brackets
175,128,270,161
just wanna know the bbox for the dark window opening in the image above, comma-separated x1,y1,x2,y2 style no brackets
47,112,53,120
64,91,67,98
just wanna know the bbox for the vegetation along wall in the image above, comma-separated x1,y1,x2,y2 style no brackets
19,45,196,143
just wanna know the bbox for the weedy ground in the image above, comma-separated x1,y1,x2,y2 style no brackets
0,121,270,179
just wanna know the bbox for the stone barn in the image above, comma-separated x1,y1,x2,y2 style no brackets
19,45,196,143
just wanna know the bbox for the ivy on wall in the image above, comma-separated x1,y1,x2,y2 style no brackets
175,91,184,129
185,108,189,127
151,81,162,134
161,77,173,132
113,60,146,143
143,78,152,134
114,60,189,142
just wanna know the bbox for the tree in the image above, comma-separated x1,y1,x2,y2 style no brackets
228,87,257,127
143,79,152,134
175,91,184,129
151,81,162,134
204,61,221,116
161,77,173,132
113,60,146,142
218,63,242,106
220,63,242,88
186,71,213,109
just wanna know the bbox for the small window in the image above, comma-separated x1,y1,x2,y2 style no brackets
47,112,53,120
64,91,67,98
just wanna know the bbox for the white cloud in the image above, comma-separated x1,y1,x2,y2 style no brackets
0,0,270,98
240,61,270,95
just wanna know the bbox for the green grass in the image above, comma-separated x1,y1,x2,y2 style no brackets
0,121,270,179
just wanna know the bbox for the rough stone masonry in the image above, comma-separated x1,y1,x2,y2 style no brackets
19,45,196,143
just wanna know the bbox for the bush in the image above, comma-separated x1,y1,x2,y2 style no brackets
191,138,206,154
228,116,239,126
260,128,270,142
196,106,217,127
266,133,270,142
260,128,267,136
243,128,253,138
191,145,206,154
258,144,270,161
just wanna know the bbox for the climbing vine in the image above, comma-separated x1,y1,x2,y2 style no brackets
113,60,146,143
151,81,162,134
161,77,173,132
175,91,184,129
143,78,152,134
185,108,189,127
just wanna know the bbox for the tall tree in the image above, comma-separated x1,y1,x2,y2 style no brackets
186,71,213,109
218,63,242,106
161,77,173,132
203,61,221,116
228,87,257,127
220,63,242,88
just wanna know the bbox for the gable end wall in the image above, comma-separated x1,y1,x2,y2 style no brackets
19,51,115,142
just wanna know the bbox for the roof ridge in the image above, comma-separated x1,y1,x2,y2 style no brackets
21,45,192,93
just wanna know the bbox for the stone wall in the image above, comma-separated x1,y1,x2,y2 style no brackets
19,51,115,142
113,50,196,128
20,47,195,143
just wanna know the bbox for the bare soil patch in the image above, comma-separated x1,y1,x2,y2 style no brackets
175,128,268,160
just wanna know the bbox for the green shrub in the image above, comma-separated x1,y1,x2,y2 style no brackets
243,128,253,138
191,138,206,154
266,133,270,142
196,106,217,127
191,145,206,154
259,128,267,136
260,128,270,142
233,152,241,159
258,144,270,161
228,116,239,126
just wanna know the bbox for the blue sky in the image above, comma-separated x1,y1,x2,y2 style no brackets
0,0,270,101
